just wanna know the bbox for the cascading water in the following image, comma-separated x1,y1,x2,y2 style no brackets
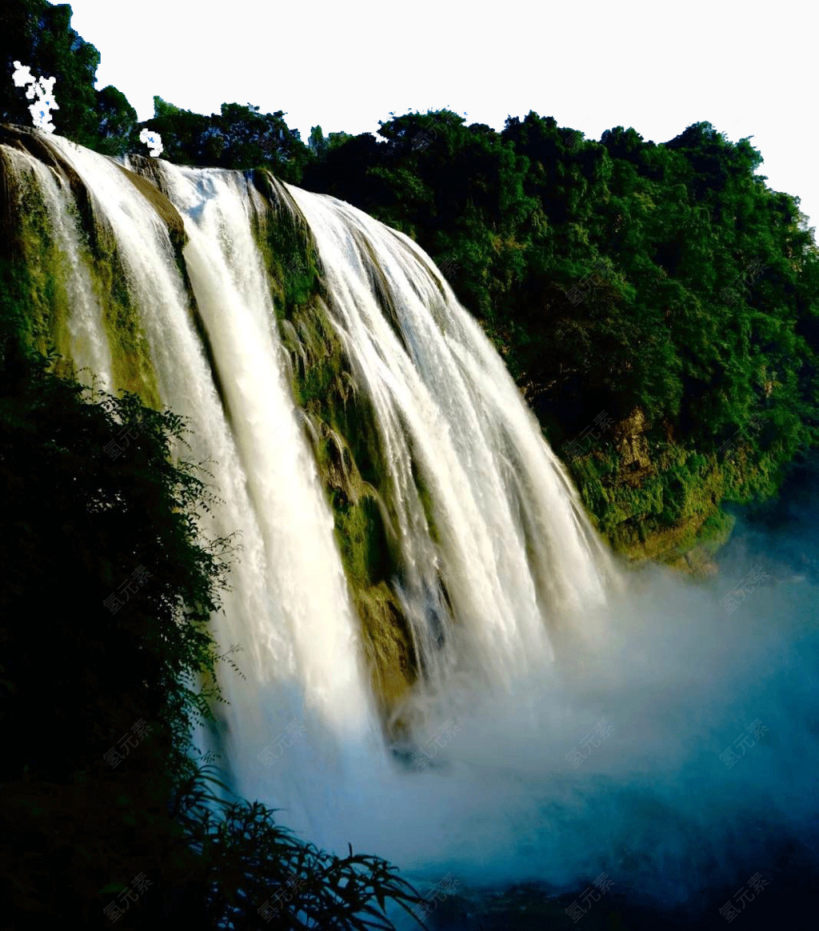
1,126,615,814
3,127,818,911
1,145,114,386
286,188,615,685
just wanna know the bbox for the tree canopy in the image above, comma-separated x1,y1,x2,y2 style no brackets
3,0,817,553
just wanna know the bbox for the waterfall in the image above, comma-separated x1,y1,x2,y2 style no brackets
286,188,614,684
4,128,819,905
0,125,614,830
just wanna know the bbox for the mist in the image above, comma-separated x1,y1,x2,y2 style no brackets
274,459,819,919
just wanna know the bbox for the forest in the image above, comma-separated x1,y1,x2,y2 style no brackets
4,0,817,562
2,2,818,928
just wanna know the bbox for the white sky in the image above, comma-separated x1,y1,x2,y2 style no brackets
67,0,816,230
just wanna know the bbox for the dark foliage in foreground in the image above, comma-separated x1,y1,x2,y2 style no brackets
0,347,423,929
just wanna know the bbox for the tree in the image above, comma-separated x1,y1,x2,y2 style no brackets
0,0,139,153
144,98,310,182
94,84,138,155
0,350,423,928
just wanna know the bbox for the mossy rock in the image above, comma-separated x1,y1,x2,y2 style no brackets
566,409,745,571
247,177,422,724
0,142,72,361
0,125,166,405
354,583,417,727
114,160,187,253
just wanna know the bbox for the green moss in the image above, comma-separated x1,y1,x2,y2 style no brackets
248,174,420,720
353,583,416,726
84,217,160,407
411,458,441,547
1,134,160,407
333,488,392,583
249,170,322,322
565,417,789,570
0,154,72,364
115,162,187,253
302,400,417,717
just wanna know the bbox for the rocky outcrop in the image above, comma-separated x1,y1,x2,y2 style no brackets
565,405,734,574
613,406,652,479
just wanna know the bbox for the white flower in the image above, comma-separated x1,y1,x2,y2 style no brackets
29,103,56,134
139,128,163,158
38,93,58,112
12,63,58,134
12,61,34,88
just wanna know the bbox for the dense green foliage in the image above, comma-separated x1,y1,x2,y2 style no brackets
4,2,816,557
0,352,227,778
145,98,308,182
0,347,423,928
301,111,819,556
0,0,137,154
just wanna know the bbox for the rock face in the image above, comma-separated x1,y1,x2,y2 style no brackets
563,403,734,574
613,406,652,478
